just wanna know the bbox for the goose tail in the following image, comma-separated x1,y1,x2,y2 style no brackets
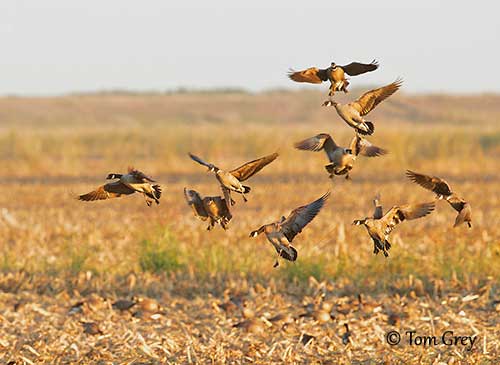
152,184,162,201
357,121,374,135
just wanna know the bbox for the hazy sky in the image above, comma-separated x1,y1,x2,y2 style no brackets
1,1,499,95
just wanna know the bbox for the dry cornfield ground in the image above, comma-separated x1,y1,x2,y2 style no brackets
0,90,499,364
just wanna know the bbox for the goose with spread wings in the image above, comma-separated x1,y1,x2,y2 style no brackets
295,133,387,179
353,194,435,257
249,192,330,267
406,170,472,228
184,188,232,230
78,167,162,206
288,60,379,97
324,79,403,135
189,152,278,208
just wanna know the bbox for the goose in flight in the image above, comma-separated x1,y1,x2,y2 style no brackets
78,167,162,206
188,152,278,208
249,192,330,267
323,79,403,135
288,60,379,97
184,188,232,230
353,194,435,257
295,133,387,179
406,170,472,228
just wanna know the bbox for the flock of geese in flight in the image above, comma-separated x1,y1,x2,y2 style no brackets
78,60,472,267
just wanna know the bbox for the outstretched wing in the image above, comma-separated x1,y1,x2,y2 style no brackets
349,135,387,157
341,60,379,76
188,153,215,170
405,170,453,196
373,193,383,219
352,78,403,116
79,181,135,201
230,152,279,181
128,167,155,182
381,202,435,235
280,192,330,242
294,133,337,153
288,67,328,84
184,188,208,220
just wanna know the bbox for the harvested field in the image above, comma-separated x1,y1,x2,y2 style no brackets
0,91,499,364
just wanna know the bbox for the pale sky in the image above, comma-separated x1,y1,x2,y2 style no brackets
1,0,499,95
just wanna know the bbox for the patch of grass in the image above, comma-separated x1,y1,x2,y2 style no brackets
281,260,326,283
68,250,88,274
64,244,92,275
480,132,500,153
0,252,15,272
139,229,184,274
193,242,235,276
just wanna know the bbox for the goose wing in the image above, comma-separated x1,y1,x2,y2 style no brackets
230,152,279,181
217,196,233,221
294,133,337,153
349,135,388,157
79,181,135,201
288,67,328,84
188,153,215,170
128,167,156,182
341,60,379,76
280,192,330,242
380,202,435,235
373,193,383,219
203,196,226,219
405,170,453,196
184,188,208,220
351,78,403,116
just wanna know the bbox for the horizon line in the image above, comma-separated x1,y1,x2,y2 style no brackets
1,85,499,98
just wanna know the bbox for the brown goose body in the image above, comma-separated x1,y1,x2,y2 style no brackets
406,170,472,228
446,195,472,228
251,222,298,264
324,79,403,135
325,152,357,178
288,60,379,97
184,188,232,230
250,192,330,267
295,133,387,179
120,169,162,205
353,194,435,257
215,170,249,195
